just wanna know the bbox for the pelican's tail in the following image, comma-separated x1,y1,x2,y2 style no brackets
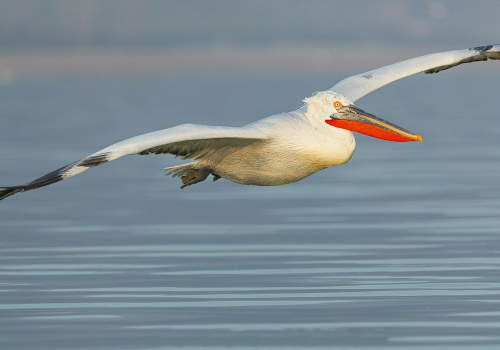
162,162,200,178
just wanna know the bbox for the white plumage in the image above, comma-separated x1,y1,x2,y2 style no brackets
1,44,499,200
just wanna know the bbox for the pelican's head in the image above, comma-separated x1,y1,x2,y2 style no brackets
305,91,422,142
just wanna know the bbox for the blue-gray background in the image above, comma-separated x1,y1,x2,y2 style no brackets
1,1,500,349
1,0,500,49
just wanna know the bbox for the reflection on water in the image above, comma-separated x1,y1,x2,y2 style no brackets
1,72,500,349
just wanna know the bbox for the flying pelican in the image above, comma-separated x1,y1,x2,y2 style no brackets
1,44,499,201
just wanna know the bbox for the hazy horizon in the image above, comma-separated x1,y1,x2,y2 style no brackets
1,0,499,50
0,0,499,79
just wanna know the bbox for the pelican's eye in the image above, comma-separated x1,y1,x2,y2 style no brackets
333,101,343,109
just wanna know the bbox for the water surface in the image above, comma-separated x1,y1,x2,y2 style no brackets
1,70,500,349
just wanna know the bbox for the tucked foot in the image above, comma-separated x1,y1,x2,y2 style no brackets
180,168,211,189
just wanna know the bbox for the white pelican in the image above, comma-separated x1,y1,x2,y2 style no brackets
1,45,499,200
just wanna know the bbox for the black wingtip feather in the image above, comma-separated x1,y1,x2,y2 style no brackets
473,45,494,53
0,154,111,201
0,162,77,201
0,187,24,201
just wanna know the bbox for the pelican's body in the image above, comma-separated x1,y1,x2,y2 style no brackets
219,111,355,186
155,103,354,187
1,44,499,200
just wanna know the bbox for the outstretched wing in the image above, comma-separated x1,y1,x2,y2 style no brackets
331,44,500,103
0,124,265,200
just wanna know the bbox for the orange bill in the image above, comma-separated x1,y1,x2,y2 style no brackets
325,105,422,142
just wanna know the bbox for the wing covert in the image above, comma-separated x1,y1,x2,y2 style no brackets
96,123,266,160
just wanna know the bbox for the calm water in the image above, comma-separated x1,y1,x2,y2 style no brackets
1,69,500,349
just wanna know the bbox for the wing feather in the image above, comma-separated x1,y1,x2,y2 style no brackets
138,137,260,159
0,124,265,200
331,44,500,103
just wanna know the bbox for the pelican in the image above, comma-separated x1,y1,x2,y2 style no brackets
1,44,499,200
